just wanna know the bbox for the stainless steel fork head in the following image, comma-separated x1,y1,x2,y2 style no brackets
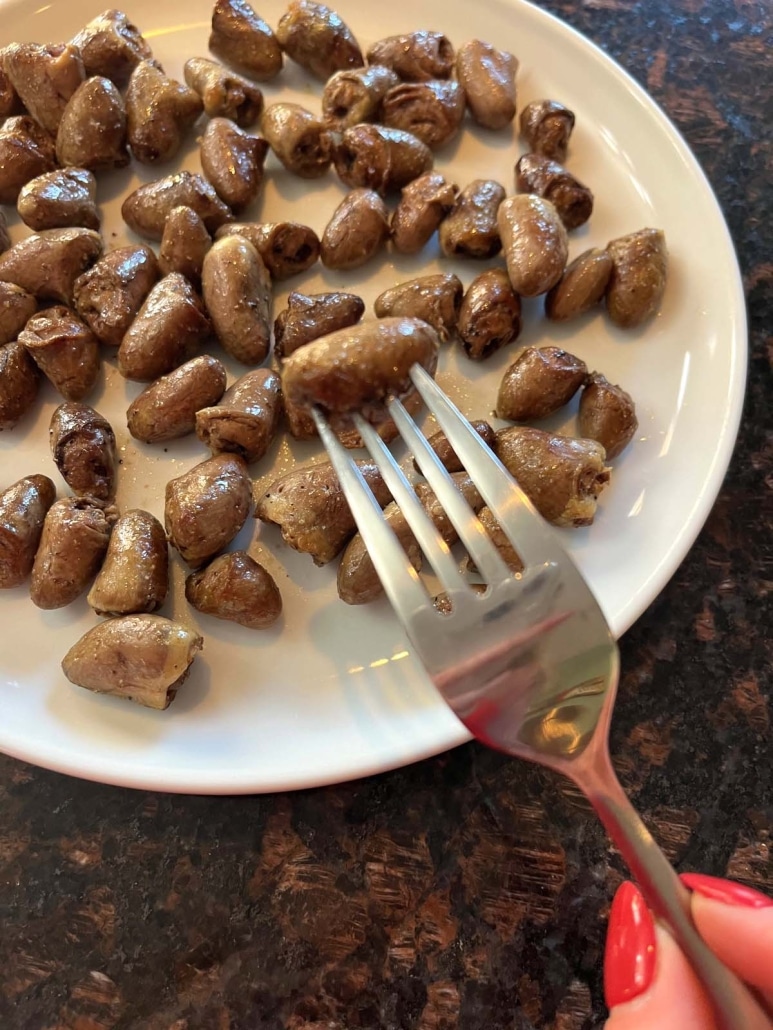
312,363,618,773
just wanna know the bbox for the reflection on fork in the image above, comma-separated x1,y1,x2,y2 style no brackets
311,364,770,1030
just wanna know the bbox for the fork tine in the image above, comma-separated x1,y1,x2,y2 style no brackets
388,396,512,584
351,414,469,596
310,407,430,620
410,364,558,567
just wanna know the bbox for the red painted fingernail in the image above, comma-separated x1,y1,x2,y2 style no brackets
604,882,657,1010
680,873,773,909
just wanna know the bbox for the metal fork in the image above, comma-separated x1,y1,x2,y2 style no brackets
312,364,770,1030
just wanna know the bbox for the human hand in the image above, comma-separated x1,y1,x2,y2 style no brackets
604,873,773,1028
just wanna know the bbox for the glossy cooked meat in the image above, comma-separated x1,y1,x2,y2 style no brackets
127,355,227,444
457,269,522,361
19,305,101,401
17,168,100,232
61,614,203,710
73,244,160,347
185,551,282,629
164,453,252,568
195,369,283,464
494,426,610,527
87,510,169,616
275,0,363,80
456,40,517,130
0,475,56,588
496,346,588,422
255,460,392,565
274,291,365,360
29,497,116,609
281,317,439,428
0,228,103,305
0,341,40,430
117,273,212,382
0,116,57,205
49,401,117,501
56,77,129,170
373,273,463,342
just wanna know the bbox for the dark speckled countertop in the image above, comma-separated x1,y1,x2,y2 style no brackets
1,1,771,1027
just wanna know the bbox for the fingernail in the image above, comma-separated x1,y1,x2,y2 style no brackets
604,881,657,1009
680,873,773,909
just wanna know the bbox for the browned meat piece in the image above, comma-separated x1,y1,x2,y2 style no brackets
381,80,466,148
515,153,593,230
117,273,212,382
260,102,332,179
73,244,160,347
17,168,99,232
276,0,363,80
61,615,203,710
164,453,252,568
281,317,439,430
497,194,568,297
71,10,155,86
456,40,517,130
0,116,57,206
519,100,575,162
320,189,390,270
274,291,364,359
127,355,227,444
366,32,454,82
29,497,116,609
209,0,283,81
439,179,505,260
185,552,282,629
121,171,233,241
0,283,37,346
3,42,85,134
374,273,463,342
545,248,613,322
200,117,268,211
216,221,319,280
457,269,521,361
496,346,588,422
0,475,56,588
494,426,610,527
0,228,102,305
158,207,212,288
322,65,399,129
49,402,117,501
88,510,169,616
19,306,101,401
184,57,263,126
605,228,668,328
0,62,22,118
0,342,40,430
125,60,203,164
195,369,282,464
201,236,271,365
333,124,433,195
255,459,392,565
391,172,458,254
56,77,129,170
578,373,638,458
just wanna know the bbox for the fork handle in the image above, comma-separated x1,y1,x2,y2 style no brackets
579,753,772,1030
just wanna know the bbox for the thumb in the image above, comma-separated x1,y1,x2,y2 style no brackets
604,881,716,1029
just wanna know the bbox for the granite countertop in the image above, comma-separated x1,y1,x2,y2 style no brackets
1,1,771,1027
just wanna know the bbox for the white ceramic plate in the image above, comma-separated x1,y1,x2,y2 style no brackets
0,0,745,793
